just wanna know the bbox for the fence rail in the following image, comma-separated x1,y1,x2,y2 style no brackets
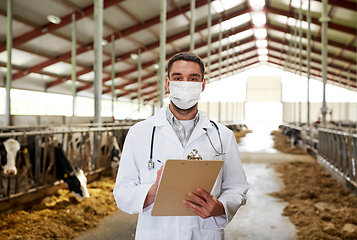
318,128,357,187
280,123,357,192
0,123,133,212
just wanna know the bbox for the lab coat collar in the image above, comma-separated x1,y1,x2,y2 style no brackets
152,106,182,147
185,109,215,148
152,106,215,149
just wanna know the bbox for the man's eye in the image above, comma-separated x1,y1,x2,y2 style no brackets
189,78,199,81
174,77,182,81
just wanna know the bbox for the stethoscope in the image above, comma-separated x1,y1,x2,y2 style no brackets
148,120,226,170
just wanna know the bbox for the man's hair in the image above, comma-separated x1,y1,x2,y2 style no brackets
167,52,205,81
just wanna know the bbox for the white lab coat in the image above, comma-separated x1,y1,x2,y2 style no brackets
113,107,249,240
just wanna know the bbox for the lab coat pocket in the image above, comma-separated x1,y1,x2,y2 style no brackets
180,225,222,240
201,227,223,239
135,228,163,240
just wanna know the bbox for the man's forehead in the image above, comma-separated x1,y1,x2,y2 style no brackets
170,60,201,74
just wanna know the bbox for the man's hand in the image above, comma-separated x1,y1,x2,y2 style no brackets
143,165,163,208
183,188,225,219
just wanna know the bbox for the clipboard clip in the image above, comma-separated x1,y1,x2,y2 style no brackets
187,149,202,161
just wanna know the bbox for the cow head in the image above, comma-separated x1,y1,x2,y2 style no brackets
110,146,121,169
53,146,89,200
62,169,90,200
0,139,20,175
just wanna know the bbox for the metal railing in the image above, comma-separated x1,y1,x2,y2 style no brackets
0,123,131,207
280,123,357,191
318,128,357,186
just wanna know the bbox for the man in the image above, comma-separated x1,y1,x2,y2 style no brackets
113,52,249,240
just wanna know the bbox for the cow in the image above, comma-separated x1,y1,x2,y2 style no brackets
100,131,121,171
72,131,122,175
284,128,302,149
53,144,90,199
0,138,20,175
27,136,90,200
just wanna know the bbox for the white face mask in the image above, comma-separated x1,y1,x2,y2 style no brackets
169,80,203,110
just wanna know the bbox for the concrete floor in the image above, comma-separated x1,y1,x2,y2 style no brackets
76,122,313,240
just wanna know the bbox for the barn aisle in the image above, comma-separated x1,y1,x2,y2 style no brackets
76,122,316,240
224,122,297,240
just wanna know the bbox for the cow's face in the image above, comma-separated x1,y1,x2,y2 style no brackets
110,147,120,169
0,139,20,175
63,169,90,200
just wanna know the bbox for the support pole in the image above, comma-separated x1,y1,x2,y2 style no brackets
138,49,142,117
218,18,222,123
93,0,103,125
5,0,12,127
190,0,195,52
320,0,330,127
339,75,342,124
71,13,77,117
93,0,103,168
307,0,311,127
159,0,166,107
225,31,230,79
206,0,211,117
111,34,115,117
347,68,350,121
298,0,302,126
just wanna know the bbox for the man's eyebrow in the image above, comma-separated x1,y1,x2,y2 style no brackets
170,72,201,78
189,73,201,77
171,73,182,76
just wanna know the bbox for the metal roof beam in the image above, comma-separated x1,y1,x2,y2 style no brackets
55,7,253,90
266,24,357,54
314,0,357,11
0,0,125,53
265,5,356,35
14,0,228,84
268,53,356,88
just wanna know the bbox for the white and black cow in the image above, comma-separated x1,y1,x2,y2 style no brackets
28,136,90,200
73,131,122,173
0,138,20,175
53,144,90,199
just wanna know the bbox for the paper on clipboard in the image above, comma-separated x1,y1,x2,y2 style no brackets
151,159,224,216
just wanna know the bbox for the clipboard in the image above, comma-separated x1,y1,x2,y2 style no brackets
151,159,224,216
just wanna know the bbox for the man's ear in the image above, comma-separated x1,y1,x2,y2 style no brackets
165,77,170,92
202,78,206,92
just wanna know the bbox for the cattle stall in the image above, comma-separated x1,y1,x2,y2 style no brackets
0,123,132,214
279,123,357,195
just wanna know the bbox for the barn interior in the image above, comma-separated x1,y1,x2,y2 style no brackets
0,0,357,239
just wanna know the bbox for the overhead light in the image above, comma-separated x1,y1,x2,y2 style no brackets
254,28,267,39
154,64,159,69
259,55,268,61
252,12,266,26
257,48,268,55
101,39,108,46
256,40,268,48
130,53,138,60
47,15,61,24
